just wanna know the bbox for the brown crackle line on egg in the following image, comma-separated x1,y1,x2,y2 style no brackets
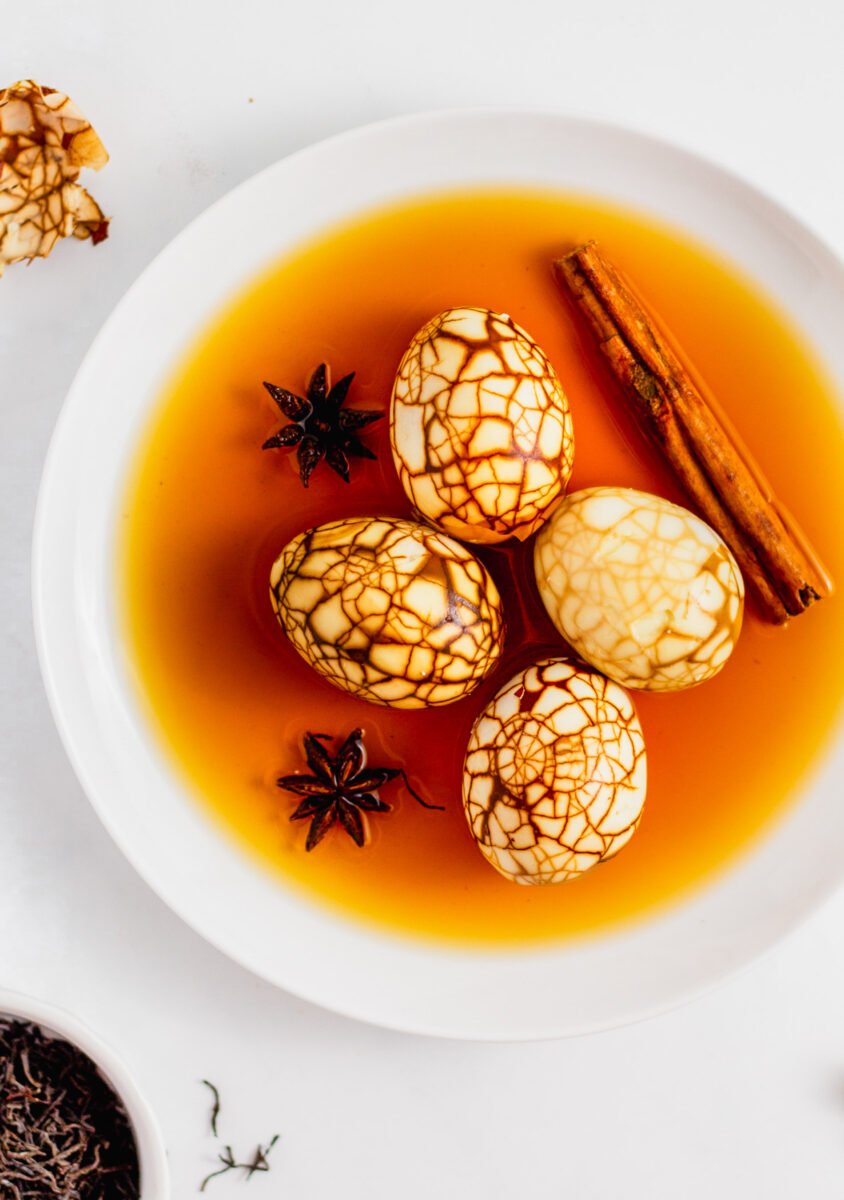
0,79,110,275
270,516,505,709
534,488,745,692
391,308,575,544
463,659,647,885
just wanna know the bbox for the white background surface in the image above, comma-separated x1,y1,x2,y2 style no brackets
3,2,844,1196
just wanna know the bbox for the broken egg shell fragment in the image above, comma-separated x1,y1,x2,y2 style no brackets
534,486,745,692
463,658,647,885
270,515,505,708
390,307,574,545
0,79,109,276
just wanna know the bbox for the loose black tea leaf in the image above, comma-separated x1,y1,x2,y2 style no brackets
261,363,382,487
198,1081,281,1192
0,1017,140,1199
202,1078,222,1138
200,1137,280,1191
278,728,443,851
244,1135,279,1179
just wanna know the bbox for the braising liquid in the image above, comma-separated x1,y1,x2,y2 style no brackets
119,189,844,944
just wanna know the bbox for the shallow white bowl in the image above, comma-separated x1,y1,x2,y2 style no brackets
33,111,844,1040
0,989,169,1197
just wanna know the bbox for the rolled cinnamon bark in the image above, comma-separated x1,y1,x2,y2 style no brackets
554,241,830,624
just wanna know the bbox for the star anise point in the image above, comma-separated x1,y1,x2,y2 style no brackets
277,729,440,851
262,364,381,487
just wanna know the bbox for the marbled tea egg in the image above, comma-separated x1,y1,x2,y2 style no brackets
534,487,745,692
463,659,647,885
391,307,575,544
270,515,505,708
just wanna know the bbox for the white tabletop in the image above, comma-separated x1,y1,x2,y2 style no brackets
3,2,844,1196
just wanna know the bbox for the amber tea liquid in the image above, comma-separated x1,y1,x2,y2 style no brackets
119,189,844,944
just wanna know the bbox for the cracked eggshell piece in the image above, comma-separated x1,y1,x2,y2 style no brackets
390,307,575,544
270,515,505,708
463,658,647,885
534,486,745,692
0,79,109,276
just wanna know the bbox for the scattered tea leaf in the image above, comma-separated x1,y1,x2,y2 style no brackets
202,1078,222,1138
198,1080,281,1192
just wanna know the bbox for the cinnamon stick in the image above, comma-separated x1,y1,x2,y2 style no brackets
554,241,830,624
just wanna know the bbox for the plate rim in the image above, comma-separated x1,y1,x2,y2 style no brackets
32,107,844,1040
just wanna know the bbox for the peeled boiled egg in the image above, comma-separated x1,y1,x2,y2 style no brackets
534,487,745,692
390,307,574,544
463,658,647,885
270,515,505,708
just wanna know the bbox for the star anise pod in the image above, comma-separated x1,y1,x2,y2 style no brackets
261,364,382,488
277,729,442,851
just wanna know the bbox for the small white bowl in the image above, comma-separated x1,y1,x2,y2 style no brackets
0,989,169,1199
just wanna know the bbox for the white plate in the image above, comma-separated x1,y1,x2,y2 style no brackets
33,111,844,1040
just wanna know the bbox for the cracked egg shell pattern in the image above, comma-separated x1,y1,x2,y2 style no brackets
270,516,505,709
390,307,575,544
534,487,745,692
463,659,647,885
0,80,108,275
